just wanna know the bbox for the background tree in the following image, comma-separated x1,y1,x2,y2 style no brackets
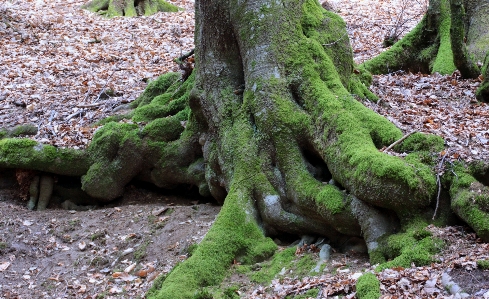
1,0,489,297
363,0,489,101
82,0,179,17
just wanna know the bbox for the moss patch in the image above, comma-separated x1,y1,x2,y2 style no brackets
148,186,277,299
356,273,381,299
477,259,489,270
376,220,444,271
248,247,317,284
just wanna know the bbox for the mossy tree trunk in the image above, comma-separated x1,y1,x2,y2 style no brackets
1,0,489,297
363,0,489,101
82,0,179,17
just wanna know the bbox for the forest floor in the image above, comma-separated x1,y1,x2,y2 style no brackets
0,0,489,298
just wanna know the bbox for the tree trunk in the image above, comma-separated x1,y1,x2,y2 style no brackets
1,0,489,297
363,0,489,101
82,0,179,17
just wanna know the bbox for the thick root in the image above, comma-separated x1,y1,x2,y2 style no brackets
37,175,54,211
451,180,489,242
82,0,179,17
151,186,276,299
27,175,40,210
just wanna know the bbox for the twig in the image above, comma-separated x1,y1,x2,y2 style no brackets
35,261,52,279
176,48,194,63
93,71,116,102
65,110,85,121
77,102,103,108
381,131,416,152
323,32,348,47
433,151,448,220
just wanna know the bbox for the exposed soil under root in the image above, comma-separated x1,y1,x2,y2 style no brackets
0,185,220,298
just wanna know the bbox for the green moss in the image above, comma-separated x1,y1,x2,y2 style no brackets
95,112,134,126
468,161,488,177
186,243,198,257
294,253,317,274
376,220,443,271
88,122,141,159
369,249,386,265
477,259,489,270
147,0,180,15
451,189,489,242
244,238,278,264
82,0,179,17
395,133,445,153
250,248,318,284
431,0,456,74
251,247,296,283
148,185,277,299
269,0,437,213
446,168,489,240
223,286,240,299
475,193,489,212
9,124,38,137
132,74,193,123
0,138,88,174
0,129,7,139
314,185,345,215
131,72,181,108
146,272,169,299
419,44,438,62
192,289,213,299
362,19,424,74
356,273,381,299
285,288,319,299
134,240,150,261
141,108,189,142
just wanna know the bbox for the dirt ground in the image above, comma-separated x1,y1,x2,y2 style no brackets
0,175,221,299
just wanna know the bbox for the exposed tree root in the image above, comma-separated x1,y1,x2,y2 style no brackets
82,0,179,18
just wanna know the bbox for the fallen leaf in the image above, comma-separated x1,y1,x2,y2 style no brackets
124,263,136,273
0,262,11,271
78,241,86,251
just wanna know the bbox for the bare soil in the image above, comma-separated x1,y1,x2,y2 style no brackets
0,179,220,299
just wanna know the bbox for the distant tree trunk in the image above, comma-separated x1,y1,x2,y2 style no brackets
363,0,489,102
82,0,179,17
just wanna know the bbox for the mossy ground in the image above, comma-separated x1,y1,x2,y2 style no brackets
375,220,445,271
356,273,381,299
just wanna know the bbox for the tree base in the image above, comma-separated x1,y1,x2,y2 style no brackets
82,0,180,17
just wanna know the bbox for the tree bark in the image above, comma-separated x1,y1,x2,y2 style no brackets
82,0,179,17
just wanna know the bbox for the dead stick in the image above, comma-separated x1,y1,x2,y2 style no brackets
77,102,103,108
381,131,416,152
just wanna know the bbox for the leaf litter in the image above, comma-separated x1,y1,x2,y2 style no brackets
0,0,488,298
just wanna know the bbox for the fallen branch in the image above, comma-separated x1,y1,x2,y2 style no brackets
176,48,195,63
77,102,103,108
65,110,85,121
381,131,416,152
